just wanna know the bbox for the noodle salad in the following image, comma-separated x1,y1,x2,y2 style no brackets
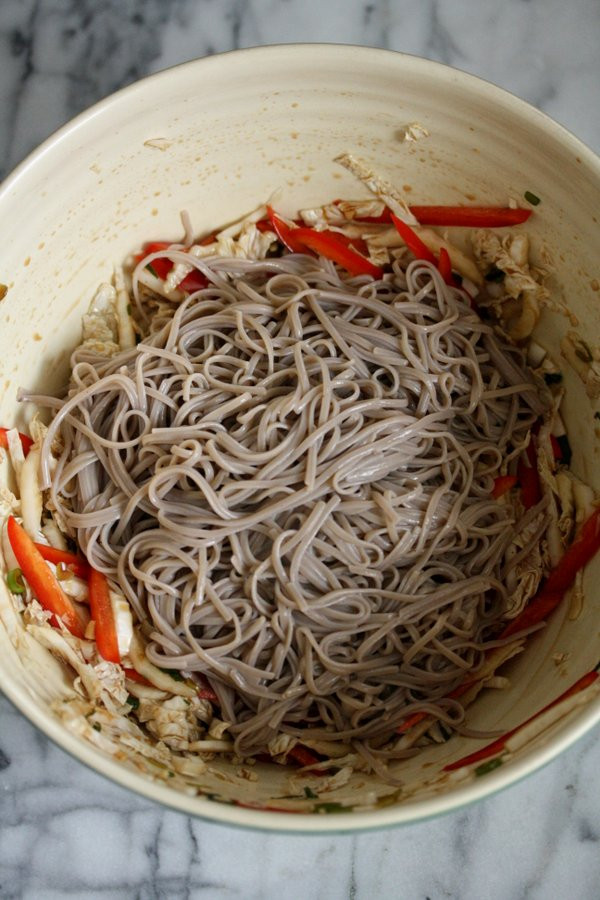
1,155,599,805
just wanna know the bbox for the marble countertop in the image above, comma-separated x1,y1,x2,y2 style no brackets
1,1,600,897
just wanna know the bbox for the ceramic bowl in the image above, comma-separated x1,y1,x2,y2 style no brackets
1,45,600,832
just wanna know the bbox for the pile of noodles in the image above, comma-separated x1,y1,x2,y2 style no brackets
32,251,551,769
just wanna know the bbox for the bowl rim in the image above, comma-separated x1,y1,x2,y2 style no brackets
1,42,600,833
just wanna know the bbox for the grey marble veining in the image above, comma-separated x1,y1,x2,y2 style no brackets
1,1,600,898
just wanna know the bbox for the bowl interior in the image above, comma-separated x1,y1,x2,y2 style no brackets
1,45,600,831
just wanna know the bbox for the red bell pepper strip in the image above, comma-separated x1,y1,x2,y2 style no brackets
123,667,153,686
501,505,600,639
444,666,600,771
287,744,322,768
266,207,307,253
293,228,383,278
267,207,383,277
399,507,600,735
396,679,473,734
88,568,120,663
410,206,532,227
136,242,208,292
437,247,454,286
0,428,33,456
7,516,85,637
179,270,208,292
197,673,218,702
390,213,437,266
33,543,90,580
397,711,427,734
357,206,532,227
492,475,518,500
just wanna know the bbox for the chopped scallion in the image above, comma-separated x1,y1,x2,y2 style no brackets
304,786,318,799
160,667,184,682
474,756,503,777
6,567,25,594
126,695,140,710
524,190,541,206
92,722,102,732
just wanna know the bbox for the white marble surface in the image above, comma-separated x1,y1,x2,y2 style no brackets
1,1,600,897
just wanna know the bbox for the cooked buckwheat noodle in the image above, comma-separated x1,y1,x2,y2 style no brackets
31,251,550,768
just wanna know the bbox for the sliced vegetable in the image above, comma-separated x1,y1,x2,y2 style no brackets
128,630,196,697
110,590,133,657
0,428,33,456
136,242,208,292
6,567,25,594
266,207,307,253
356,206,532,227
397,710,426,734
287,744,322,768
474,757,504,777
492,475,518,499
267,207,383,278
437,247,454,286
444,667,599,771
123,667,153,686
33,543,90,579
390,213,437,265
501,505,600,639
7,516,85,637
411,206,532,227
88,568,121,663
293,228,383,278
197,672,218,702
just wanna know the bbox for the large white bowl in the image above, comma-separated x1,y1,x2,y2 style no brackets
1,45,600,832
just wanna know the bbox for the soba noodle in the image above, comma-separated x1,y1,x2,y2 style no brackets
31,251,551,766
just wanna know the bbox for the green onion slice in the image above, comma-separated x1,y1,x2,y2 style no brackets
474,756,504,777
6,567,26,594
